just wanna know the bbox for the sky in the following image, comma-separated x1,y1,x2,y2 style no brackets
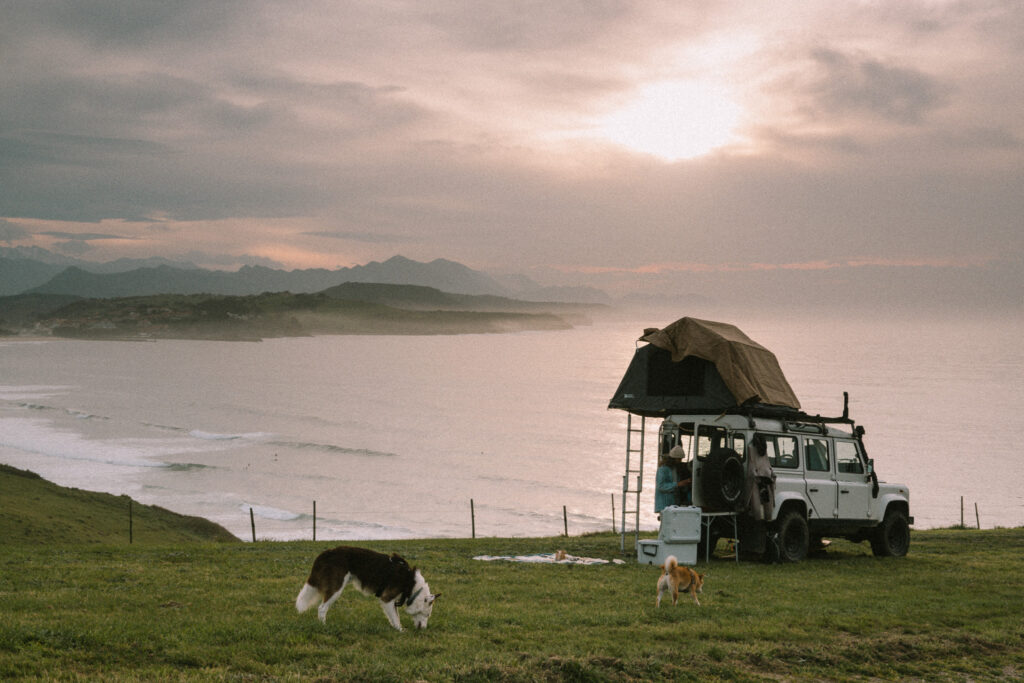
1,1,1021,310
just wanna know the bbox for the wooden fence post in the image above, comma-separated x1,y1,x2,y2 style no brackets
313,500,317,542
250,507,256,543
563,505,568,536
471,499,476,539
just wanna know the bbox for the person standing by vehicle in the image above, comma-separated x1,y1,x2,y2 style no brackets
675,458,693,506
656,446,691,517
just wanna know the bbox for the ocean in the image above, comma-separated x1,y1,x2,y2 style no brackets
2,311,1022,541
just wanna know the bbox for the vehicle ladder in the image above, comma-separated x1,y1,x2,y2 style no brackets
620,413,646,553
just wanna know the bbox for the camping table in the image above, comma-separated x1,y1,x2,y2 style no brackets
701,512,739,563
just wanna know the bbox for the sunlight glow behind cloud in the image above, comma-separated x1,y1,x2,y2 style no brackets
592,80,743,160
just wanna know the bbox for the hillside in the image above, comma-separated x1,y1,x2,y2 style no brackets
0,464,239,544
321,281,600,320
0,293,81,334
12,288,579,340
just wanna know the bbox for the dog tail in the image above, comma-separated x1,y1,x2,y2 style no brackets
295,583,321,613
664,555,678,572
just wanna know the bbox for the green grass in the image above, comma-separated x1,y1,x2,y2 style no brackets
1,530,1022,681
2,467,1022,680
0,464,238,545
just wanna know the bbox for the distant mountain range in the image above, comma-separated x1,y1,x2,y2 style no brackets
0,248,610,304
0,249,610,338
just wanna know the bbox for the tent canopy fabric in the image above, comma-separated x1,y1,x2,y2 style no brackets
608,317,801,416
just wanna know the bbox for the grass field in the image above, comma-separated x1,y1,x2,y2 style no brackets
2,465,1022,681
2,529,1023,681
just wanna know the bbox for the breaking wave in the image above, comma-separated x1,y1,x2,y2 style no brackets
0,385,73,401
268,440,397,457
189,430,273,441
241,503,304,521
14,402,56,412
68,409,110,421
163,462,212,472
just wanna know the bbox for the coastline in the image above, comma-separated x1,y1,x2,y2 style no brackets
3,318,1024,541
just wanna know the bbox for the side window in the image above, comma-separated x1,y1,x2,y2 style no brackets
805,438,831,472
759,433,798,469
777,435,798,468
836,440,864,474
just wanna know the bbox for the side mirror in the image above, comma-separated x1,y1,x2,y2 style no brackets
866,459,874,476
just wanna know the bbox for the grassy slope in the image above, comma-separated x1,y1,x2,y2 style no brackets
1,468,1022,681
0,464,238,545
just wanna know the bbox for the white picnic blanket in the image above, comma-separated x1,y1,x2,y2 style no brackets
473,553,626,565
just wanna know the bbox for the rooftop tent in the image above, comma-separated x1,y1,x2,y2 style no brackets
608,317,801,417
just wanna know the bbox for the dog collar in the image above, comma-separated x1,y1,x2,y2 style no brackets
395,586,422,608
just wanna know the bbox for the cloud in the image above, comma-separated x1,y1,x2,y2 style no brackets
0,220,29,243
34,228,139,257
9,1,244,48
803,48,946,125
0,1,1020,310
302,230,412,244
410,1,631,52
179,250,286,270
39,231,133,241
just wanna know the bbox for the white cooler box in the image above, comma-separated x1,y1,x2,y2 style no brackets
637,505,701,566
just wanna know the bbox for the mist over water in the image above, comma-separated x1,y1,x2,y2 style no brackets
2,311,1022,541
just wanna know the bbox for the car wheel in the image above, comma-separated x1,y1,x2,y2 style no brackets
701,448,745,510
775,509,809,562
870,509,910,557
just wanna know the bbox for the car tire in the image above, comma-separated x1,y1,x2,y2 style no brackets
701,447,745,510
870,509,910,557
775,509,809,562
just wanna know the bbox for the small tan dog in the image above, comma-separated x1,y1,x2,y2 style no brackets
655,555,705,607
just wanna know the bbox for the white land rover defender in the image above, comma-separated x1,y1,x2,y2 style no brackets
609,316,912,562
660,409,912,562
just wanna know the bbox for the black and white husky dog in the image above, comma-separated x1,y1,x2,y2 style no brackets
295,546,439,631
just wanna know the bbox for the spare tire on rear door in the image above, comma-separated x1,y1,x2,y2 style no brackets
701,447,745,510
